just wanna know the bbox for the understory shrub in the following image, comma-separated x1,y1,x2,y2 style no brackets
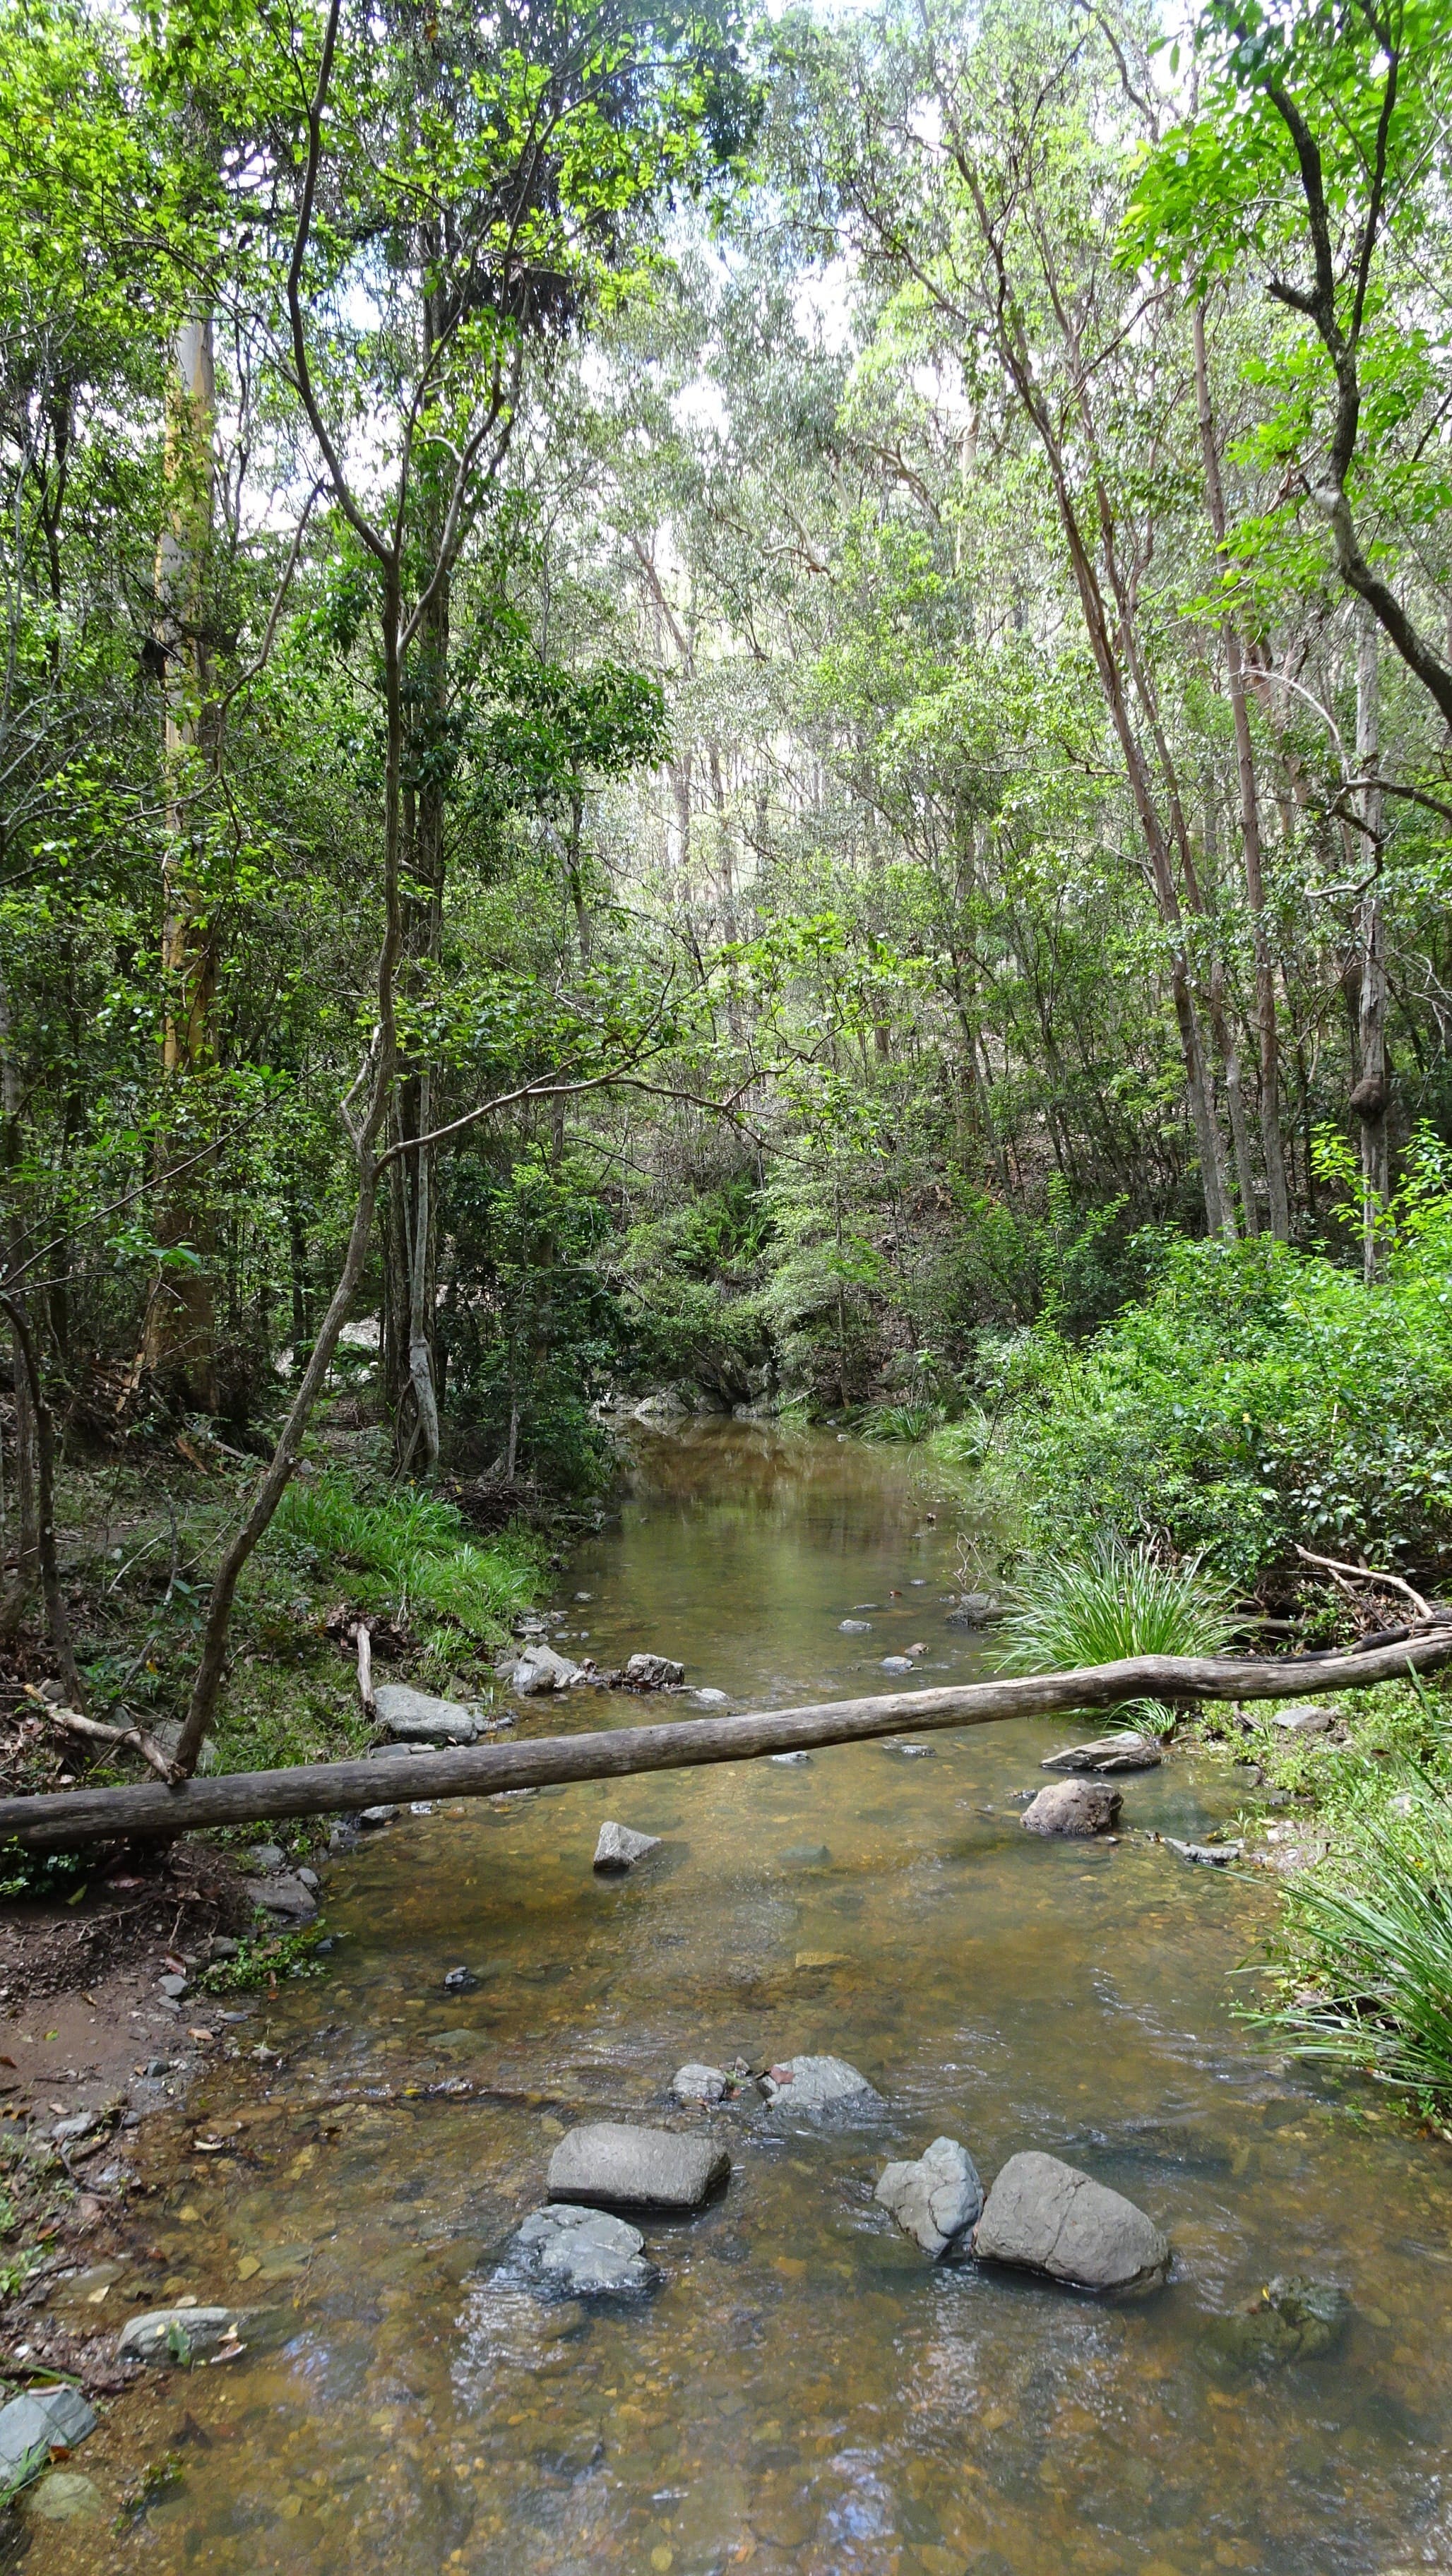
995,1150,1452,1587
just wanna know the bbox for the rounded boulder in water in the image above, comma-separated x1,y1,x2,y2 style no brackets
759,2056,884,2120
876,2137,983,2258
547,2121,730,2212
1020,1779,1121,1837
972,2152,1169,2293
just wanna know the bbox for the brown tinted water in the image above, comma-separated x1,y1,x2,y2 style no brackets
31,1423,1452,2574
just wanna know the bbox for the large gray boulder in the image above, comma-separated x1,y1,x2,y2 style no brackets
593,1820,661,1873
1020,1779,1122,1836
117,2306,246,2365
759,2055,883,2119
547,2121,730,2212
876,2136,983,2258
972,2152,1170,2292
374,1683,480,1744
1041,1731,1161,1773
513,1644,585,1695
513,2203,658,2297
671,2063,727,2105
0,2385,96,2476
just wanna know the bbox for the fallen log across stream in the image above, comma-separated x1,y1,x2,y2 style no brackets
2,1625,1451,1850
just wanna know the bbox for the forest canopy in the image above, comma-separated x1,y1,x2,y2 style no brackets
4,0,1452,1765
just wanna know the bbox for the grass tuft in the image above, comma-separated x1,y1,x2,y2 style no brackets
267,1473,535,1641
1247,1760,1452,2102
997,1531,1239,1726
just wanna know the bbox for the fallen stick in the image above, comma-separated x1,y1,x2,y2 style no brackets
355,1621,376,1722
22,1690,176,1787
0,1627,1448,1851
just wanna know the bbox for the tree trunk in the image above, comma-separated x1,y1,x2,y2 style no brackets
143,315,219,1408
1352,604,1388,1281
1192,303,1292,1241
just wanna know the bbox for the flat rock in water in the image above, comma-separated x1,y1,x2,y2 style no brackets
593,1820,661,1873
1270,1704,1335,1735
624,1652,686,1688
374,1683,480,1744
838,1620,872,1634
1163,1835,1242,1868
1020,1779,1121,1837
973,2151,1169,2292
876,2136,983,2258
0,2385,97,2474
1041,1731,1161,1774
760,2055,883,2119
692,1688,729,1706
880,1655,915,1674
118,2306,246,2365
359,1804,396,1826
671,2063,727,2105
515,2203,658,2297
770,1749,811,1765
514,1643,585,1695
252,1873,318,1921
547,2121,730,2212
883,1739,932,1756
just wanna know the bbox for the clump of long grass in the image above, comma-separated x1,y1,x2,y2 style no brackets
268,1474,535,1640
857,1398,945,1443
1246,1770,1452,2103
997,1532,1239,1725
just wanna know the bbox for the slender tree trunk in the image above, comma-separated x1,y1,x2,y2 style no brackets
1191,304,1292,1241
0,1296,85,1706
143,315,220,1407
0,962,37,1642
1351,606,1388,1280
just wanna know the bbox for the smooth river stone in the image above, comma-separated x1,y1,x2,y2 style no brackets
876,2135,983,2258
374,1682,481,1743
1020,1778,1122,1836
513,1644,585,1695
759,2055,883,2118
547,2122,730,2211
514,2203,658,2297
117,2306,246,2364
593,1821,661,1873
0,2385,96,2474
671,2063,728,2104
973,2152,1170,2293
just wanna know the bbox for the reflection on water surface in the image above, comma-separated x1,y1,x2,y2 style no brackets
32,1424,1452,2574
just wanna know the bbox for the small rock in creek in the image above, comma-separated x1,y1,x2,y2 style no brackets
883,1740,933,1757
1198,2274,1352,2376
624,1652,686,1689
244,1843,286,1872
880,1656,915,1674
838,1619,872,1634
770,1750,811,1765
671,2063,727,2105
1020,1779,1121,1837
50,2111,99,2143
514,1643,586,1695
782,1842,831,1867
1270,1703,1336,1735
760,2055,884,2120
297,1866,320,1890
359,1805,396,1827
547,2122,730,2212
692,1687,729,1705
1041,1731,1162,1774
876,2136,983,2258
515,2203,659,2298
593,1821,662,1873
157,1974,188,1999
22,2471,104,2522
118,2306,246,2366
444,1965,479,1993
945,1594,1003,1628
253,1874,317,1921
0,2385,97,2473
374,1682,481,1744
409,1800,435,1817
1162,1835,1243,1868
972,2151,1169,2293
574,1590,594,1602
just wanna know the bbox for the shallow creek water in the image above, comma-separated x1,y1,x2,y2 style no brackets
34,1421,1452,2574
